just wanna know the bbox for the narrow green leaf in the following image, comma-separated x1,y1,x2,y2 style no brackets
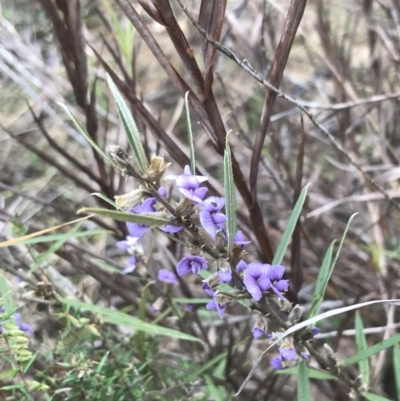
184,91,196,174
276,366,334,380
91,193,117,208
78,207,176,226
272,184,309,265
297,360,311,401
344,332,400,367
106,74,148,173
308,240,335,319
92,259,123,274
204,374,223,401
224,132,237,254
96,351,110,374
0,273,14,315
331,213,358,268
61,298,201,342
30,223,82,272
355,312,370,385
11,230,107,247
59,103,117,168
364,393,394,401
393,344,400,401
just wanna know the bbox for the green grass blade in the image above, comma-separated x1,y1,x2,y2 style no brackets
204,374,223,401
30,223,82,273
59,103,117,168
106,74,148,173
61,298,201,342
0,273,14,315
78,207,176,226
276,367,334,380
393,344,400,401
331,212,358,268
297,360,311,401
184,91,196,174
364,393,394,401
308,240,335,319
354,312,370,385
224,132,237,255
272,184,309,265
344,332,400,367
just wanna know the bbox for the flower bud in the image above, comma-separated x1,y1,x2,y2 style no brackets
146,156,171,186
288,304,304,325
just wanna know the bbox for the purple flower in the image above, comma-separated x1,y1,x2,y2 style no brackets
162,225,184,234
218,269,232,283
127,197,157,238
166,165,208,203
310,326,320,336
176,255,208,276
199,197,226,238
243,263,272,301
268,265,289,295
301,352,310,361
270,344,298,370
117,236,140,252
158,269,178,286
14,313,34,336
252,327,264,339
206,295,226,319
234,231,251,247
270,357,284,370
236,260,248,274
123,256,137,274
243,263,289,301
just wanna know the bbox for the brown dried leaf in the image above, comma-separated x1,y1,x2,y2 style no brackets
198,0,227,98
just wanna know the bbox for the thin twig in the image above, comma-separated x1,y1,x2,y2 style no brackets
175,0,400,214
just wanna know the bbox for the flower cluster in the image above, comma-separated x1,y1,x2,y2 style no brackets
115,162,304,369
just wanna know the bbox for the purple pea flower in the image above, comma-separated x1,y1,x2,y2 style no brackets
203,283,226,319
158,269,178,286
234,231,251,247
236,260,248,274
243,263,272,301
176,255,208,276
127,197,157,238
117,236,140,252
166,165,208,203
199,197,227,238
14,313,34,336
270,345,297,370
123,256,137,274
243,263,289,301
162,225,184,234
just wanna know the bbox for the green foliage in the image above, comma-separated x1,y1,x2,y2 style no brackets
354,312,369,386
297,360,310,401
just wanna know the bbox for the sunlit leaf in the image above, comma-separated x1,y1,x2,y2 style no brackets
355,312,370,385
107,74,148,173
61,298,201,342
272,184,309,265
297,360,310,401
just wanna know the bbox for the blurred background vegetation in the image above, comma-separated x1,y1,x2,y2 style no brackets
1,0,400,400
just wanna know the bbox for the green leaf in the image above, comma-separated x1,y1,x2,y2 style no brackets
59,103,117,168
308,240,335,319
297,360,311,401
61,298,201,342
0,273,14,315
107,74,148,173
308,213,357,319
78,207,176,226
364,393,394,401
272,184,309,265
184,91,196,174
204,374,223,401
276,367,334,380
355,312,369,385
92,259,123,274
344,332,400,367
394,343,400,401
224,132,237,254
30,222,82,273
